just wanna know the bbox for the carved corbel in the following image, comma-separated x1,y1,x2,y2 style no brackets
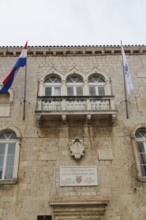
111,114,117,126
62,114,66,125
86,114,91,126
36,114,42,126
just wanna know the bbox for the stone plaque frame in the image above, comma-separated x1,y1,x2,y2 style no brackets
60,166,98,186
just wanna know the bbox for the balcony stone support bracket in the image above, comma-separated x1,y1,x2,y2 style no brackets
86,114,91,125
111,113,117,126
36,114,41,126
62,114,66,125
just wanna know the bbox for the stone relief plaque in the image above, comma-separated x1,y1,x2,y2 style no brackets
60,166,98,186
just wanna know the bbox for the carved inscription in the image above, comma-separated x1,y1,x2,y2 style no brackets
60,166,98,186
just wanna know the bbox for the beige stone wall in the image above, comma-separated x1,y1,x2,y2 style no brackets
0,46,146,220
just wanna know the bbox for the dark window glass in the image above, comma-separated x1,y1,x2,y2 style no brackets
37,216,52,220
76,87,83,96
45,88,51,96
89,87,95,96
98,86,105,96
0,132,16,180
67,87,74,96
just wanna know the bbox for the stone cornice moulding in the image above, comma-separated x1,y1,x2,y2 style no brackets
50,200,109,206
50,200,109,218
0,45,146,56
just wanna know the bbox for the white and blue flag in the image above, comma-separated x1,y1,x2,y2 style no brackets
121,46,133,94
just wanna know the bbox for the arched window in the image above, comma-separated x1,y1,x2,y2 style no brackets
135,128,146,177
88,74,106,96
0,130,19,181
66,75,83,96
44,75,61,96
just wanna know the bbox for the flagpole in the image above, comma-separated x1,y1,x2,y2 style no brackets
23,41,28,120
121,41,129,119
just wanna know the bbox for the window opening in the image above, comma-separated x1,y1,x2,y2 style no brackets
136,128,146,177
44,75,61,96
88,74,106,96
66,75,83,96
0,130,16,180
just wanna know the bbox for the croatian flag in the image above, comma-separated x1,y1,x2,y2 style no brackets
0,42,28,93
121,45,133,94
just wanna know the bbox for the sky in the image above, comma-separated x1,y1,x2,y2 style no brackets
0,0,146,46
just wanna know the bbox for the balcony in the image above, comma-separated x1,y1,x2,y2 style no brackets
35,96,117,126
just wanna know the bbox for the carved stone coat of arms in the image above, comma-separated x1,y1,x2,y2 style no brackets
69,137,85,160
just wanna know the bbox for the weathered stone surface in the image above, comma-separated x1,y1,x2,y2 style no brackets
0,45,146,220
136,96,146,112
98,149,113,160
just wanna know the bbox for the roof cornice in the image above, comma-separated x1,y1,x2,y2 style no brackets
0,45,145,56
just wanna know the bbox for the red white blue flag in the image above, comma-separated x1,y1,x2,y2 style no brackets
0,42,28,93
121,45,133,94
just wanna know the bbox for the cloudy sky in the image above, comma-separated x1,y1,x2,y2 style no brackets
0,0,146,46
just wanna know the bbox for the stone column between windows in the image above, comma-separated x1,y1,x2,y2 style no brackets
38,80,44,96
84,80,88,96
106,80,112,95
61,80,66,96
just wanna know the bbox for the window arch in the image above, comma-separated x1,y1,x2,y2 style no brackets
88,74,106,96
44,74,61,96
135,128,146,177
0,129,20,183
66,75,83,96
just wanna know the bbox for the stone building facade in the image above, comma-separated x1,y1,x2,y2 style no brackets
0,45,146,220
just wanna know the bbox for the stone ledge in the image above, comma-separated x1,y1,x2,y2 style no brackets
50,200,109,206
0,178,17,185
